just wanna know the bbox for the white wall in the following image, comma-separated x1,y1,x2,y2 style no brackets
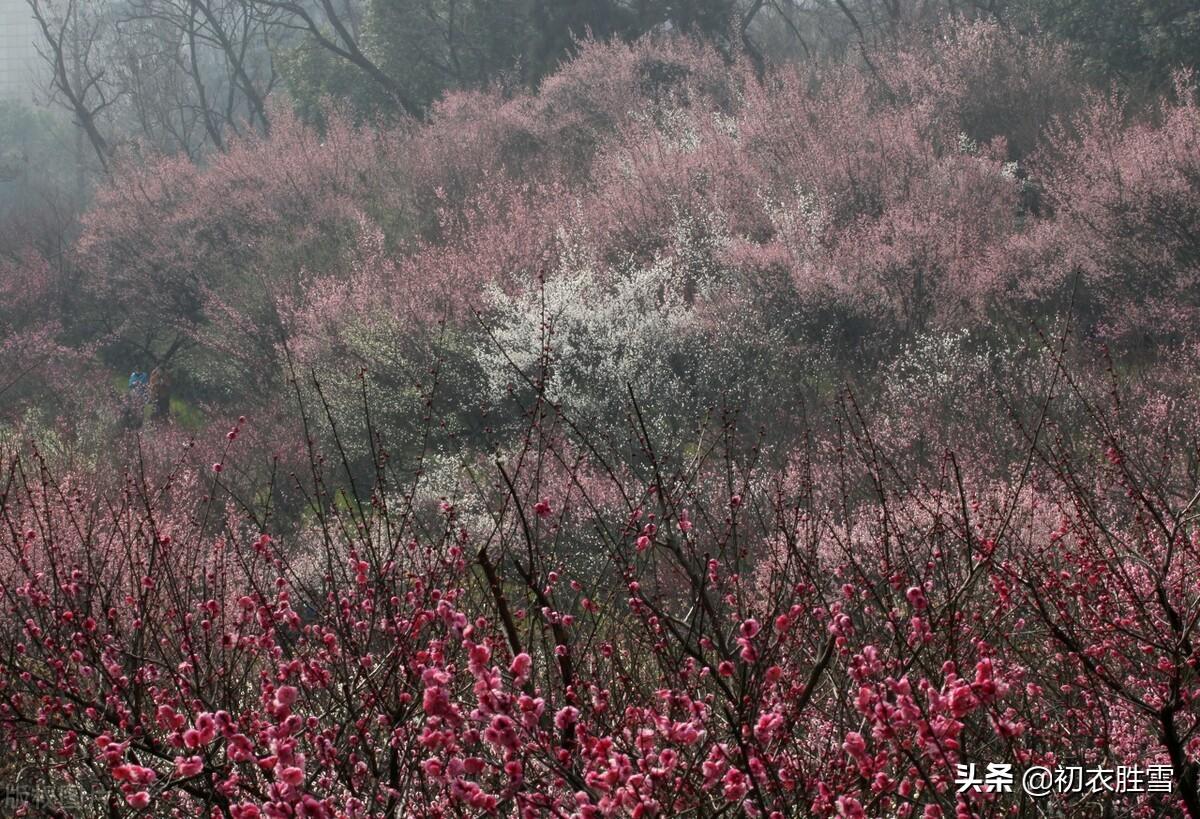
0,0,43,103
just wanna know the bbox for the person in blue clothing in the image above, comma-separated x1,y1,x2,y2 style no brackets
125,370,149,428
128,371,149,399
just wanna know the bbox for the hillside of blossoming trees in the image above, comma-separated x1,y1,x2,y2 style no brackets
1,6,1200,817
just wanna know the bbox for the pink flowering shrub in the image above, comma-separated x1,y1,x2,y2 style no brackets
7,16,1200,819
74,108,409,395
0,250,108,438
1,347,1199,816
65,23,1092,419
275,25,1089,463
56,23,1191,430
1013,76,1200,351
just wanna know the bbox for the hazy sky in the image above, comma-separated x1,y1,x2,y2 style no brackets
0,0,43,104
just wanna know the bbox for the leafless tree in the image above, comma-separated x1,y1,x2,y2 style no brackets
114,0,282,156
27,0,283,165
27,0,119,172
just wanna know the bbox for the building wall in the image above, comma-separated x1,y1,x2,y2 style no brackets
0,0,43,103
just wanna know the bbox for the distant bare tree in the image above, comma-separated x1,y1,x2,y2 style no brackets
26,0,282,165
115,0,282,156
27,0,118,172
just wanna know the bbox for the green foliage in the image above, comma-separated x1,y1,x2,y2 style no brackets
277,0,752,122
279,0,532,121
1012,0,1200,91
277,40,396,126
168,397,206,430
